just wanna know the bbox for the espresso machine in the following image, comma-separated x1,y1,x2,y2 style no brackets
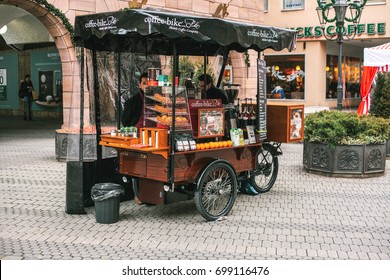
223,84,240,138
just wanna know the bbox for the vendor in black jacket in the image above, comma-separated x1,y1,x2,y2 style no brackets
121,73,148,128
198,73,228,105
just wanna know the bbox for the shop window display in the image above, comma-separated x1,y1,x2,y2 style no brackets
265,55,305,100
325,55,362,100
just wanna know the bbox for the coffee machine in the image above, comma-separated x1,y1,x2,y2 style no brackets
223,84,240,138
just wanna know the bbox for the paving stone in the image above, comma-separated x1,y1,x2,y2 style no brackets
1,118,389,260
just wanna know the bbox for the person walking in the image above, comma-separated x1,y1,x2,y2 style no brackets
20,74,34,120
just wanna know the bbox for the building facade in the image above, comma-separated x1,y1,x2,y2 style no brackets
0,0,269,126
263,0,390,109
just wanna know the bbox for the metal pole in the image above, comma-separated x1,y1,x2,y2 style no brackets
92,50,102,181
79,48,85,163
117,51,122,129
337,23,343,111
168,42,177,189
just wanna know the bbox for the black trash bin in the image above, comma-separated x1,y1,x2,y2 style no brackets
91,183,124,224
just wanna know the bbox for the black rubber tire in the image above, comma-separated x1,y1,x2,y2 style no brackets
249,144,279,193
194,161,238,221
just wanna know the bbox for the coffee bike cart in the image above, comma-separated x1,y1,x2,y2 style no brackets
73,9,297,221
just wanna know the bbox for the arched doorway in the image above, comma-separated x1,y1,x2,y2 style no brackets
1,0,76,127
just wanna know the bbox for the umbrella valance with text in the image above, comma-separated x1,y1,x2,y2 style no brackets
74,9,297,55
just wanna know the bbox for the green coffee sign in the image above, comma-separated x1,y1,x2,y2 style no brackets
294,23,386,38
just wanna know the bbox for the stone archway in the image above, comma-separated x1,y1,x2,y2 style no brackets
2,0,76,128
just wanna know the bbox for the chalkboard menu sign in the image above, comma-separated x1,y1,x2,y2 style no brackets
257,59,267,140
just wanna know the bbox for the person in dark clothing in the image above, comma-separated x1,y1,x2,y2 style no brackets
198,73,228,105
121,73,148,128
121,73,148,206
20,74,34,120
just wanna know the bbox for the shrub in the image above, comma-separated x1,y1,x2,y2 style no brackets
304,110,389,147
370,72,390,118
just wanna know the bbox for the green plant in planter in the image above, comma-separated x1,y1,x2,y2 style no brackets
305,110,389,147
370,72,390,118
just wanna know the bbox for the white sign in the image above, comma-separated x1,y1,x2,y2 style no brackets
283,0,304,10
0,69,7,86
0,68,7,99
0,68,7,85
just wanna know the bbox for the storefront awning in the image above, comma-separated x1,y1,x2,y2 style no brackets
364,42,390,68
74,9,297,55
358,42,390,115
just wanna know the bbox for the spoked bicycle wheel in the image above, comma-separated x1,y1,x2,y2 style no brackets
194,161,238,221
250,143,279,193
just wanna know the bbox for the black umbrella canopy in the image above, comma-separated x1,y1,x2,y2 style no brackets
74,9,297,55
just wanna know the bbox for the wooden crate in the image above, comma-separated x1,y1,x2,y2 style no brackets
266,102,304,143
100,134,139,149
139,128,168,149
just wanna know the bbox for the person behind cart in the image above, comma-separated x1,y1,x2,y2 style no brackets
121,73,148,206
121,73,148,128
198,74,229,104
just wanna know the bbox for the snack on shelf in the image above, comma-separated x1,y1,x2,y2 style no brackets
175,116,188,123
154,104,169,114
156,115,189,125
154,93,166,103
154,104,187,114
153,93,186,104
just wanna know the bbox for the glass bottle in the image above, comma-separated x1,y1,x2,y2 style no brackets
236,98,243,128
242,98,249,128
249,98,257,126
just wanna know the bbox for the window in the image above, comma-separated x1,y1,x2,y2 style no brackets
325,55,362,100
265,55,305,100
367,0,386,4
283,0,304,10
264,0,268,12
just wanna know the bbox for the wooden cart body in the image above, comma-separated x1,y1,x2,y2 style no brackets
100,133,262,205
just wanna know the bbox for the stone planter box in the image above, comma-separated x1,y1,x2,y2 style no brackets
55,130,117,162
303,140,386,177
387,139,390,157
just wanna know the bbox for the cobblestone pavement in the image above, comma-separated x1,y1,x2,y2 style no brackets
0,117,389,260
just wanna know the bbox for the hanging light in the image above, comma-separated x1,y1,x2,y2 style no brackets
296,65,301,71
0,25,7,35
326,66,330,72
275,65,280,71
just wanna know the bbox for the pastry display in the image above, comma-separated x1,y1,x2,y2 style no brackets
145,86,191,129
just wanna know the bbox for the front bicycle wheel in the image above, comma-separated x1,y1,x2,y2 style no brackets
194,161,238,221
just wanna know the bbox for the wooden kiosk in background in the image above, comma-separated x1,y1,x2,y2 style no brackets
266,102,304,143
